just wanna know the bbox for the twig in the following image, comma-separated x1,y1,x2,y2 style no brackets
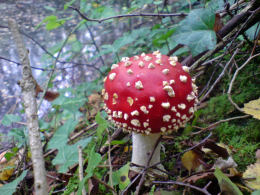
8,19,48,195
0,55,101,73
189,2,260,69
152,180,212,195
69,122,97,141
120,136,163,195
0,25,102,73
199,47,240,103
42,123,97,161
120,170,145,195
167,44,184,56
37,23,83,110
85,23,106,67
191,115,250,135
78,146,86,195
227,52,260,112
92,175,117,193
69,6,187,23
134,136,162,195
106,130,116,195
151,133,212,168
175,133,212,156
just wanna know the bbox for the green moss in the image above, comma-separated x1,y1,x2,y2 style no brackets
201,95,234,122
63,175,79,195
215,119,260,170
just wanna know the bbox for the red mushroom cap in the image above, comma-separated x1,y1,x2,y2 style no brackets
103,51,198,134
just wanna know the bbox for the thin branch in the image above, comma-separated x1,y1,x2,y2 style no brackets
227,52,260,112
134,136,162,195
152,180,212,195
189,2,260,69
69,6,187,23
106,130,116,195
8,19,48,195
0,25,102,73
192,115,250,135
120,170,145,195
199,47,240,103
85,23,106,67
0,55,101,72
151,133,212,169
37,23,83,110
78,146,86,195
92,175,117,193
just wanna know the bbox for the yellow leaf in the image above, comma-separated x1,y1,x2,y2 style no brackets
243,98,260,120
92,2,100,8
123,146,132,153
181,150,201,173
243,163,260,190
0,157,17,181
242,149,260,190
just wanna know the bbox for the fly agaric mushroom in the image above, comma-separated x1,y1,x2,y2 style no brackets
102,51,198,174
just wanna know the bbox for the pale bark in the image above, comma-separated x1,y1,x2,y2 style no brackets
8,19,48,195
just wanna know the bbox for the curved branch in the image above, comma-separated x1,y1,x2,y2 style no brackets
227,52,260,112
69,6,187,23
152,180,212,195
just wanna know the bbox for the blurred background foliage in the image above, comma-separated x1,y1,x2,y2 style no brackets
0,0,259,194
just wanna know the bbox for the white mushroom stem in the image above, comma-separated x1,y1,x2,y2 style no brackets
131,132,163,173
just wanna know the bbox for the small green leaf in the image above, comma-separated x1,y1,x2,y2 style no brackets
112,163,130,190
214,168,243,195
64,0,76,10
1,114,21,126
37,15,66,31
0,170,27,194
52,137,92,173
110,140,128,145
85,146,102,178
4,152,15,161
171,8,216,56
245,22,260,41
47,119,78,150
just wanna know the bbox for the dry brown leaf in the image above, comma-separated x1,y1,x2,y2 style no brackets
35,81,59,102
183,171,214,183
88,177,99,195
214,13,224,33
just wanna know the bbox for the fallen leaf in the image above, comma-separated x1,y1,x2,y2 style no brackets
183,171,214,183
0,152,17,181
112,163,130,190
213,156,237,170
243,98,260,120
203,140,229,158
214,168,243,195
0,170,27,194
181,150,202,173
213,13,224,33
243,160,260,190
36,81,59,102
88,177,99,195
